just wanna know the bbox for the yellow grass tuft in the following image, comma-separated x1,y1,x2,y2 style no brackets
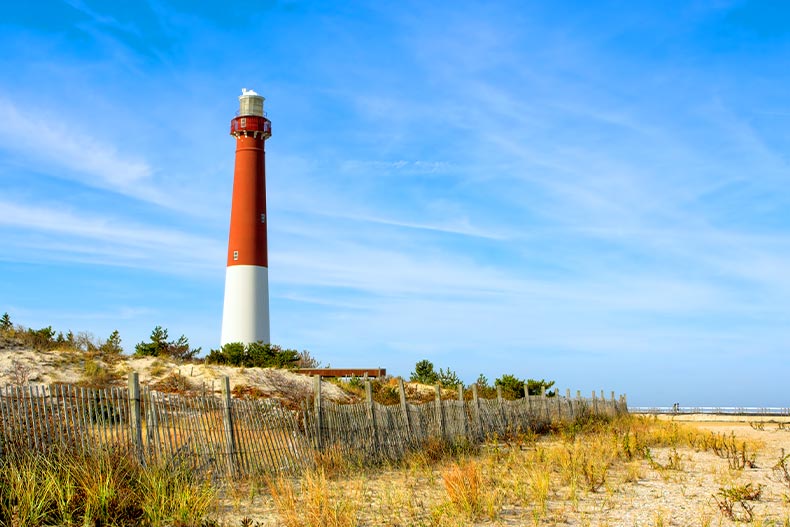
267,468,361,527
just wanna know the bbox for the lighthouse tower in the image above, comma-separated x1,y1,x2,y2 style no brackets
221,88,272,346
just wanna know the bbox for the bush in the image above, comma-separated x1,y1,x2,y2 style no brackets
134,326,200,360
495,374,525,399
475,374,496,398
494,375,557,399
296,349,320,368
410,360,461,387
21,326,57,351
410,359,439,384
437,367,462,388
0,312,11,333
99,330,123,356
527,378,556,397
205,341,300,369
79,358,118,388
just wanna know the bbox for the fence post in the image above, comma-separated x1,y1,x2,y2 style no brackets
472,384,483,439
127,372,143,463
222,376,237,476
313,375,323,451
457,384,468,440
435,385,445,439
365,379,378,452
592,390,598,414
397,378,412,438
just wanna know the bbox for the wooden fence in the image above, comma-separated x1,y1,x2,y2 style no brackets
303,379,628,462
0,373,627,477
0,373,310,478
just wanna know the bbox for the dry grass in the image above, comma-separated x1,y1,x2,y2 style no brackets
0,447,216,527
266,468,361,527
435,459,497,522
216,414,790,526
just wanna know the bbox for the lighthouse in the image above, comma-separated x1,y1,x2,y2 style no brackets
221,88,272,346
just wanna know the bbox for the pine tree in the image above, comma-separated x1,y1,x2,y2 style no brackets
100,330,123,355
0,312,11,332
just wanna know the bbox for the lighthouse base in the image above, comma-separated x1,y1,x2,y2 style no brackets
220,265,270,346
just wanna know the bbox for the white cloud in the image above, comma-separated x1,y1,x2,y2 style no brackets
0,97,183,209
0,199,223,275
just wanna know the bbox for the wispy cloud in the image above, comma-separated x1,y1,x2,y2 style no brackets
0,98,170,203
0,199,223,275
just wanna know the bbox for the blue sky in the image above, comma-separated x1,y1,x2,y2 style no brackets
1,1,789,406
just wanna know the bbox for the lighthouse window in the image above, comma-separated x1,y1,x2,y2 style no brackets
240,117,247,127
233,251,238,261
260,213,266,224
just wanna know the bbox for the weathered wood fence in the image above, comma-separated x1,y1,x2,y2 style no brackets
304,378,628,462
0,373,310,478
0,373,626,477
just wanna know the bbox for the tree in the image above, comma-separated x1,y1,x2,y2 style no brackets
296,349,320,368
0,312,12,332
526,378,556,397
475,373,496,397
23,326,56,351
410,359,439,385
436,367,462,388
135,326,169,357
75,331,99,353
494,375,557,399
495,374,525,399
99,330,123,355
134,326,200,360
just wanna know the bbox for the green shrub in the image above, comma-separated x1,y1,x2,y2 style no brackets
527,378,556,397
474,374,496,398
134,326,200,360
0,312,11,332
436,367,462,388
493,375,557,399
205,341,299,369
99,330,123,356
21,326,57,351
410,359,439,384
495,374,525,399
410,360,461,388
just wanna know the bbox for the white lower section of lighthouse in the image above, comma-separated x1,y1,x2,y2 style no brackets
220,265,270,346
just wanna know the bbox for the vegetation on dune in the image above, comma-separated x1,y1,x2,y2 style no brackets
0,447,216,527
1,312,124,359
134,325,201,361
205,341,300,369
409,359,461,388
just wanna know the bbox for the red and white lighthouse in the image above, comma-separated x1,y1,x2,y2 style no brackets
221,88,272,345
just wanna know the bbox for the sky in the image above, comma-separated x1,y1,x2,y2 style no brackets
1,1,789,407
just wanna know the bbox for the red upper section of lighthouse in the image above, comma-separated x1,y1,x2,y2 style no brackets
230,115,271,138
226,112,271,268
